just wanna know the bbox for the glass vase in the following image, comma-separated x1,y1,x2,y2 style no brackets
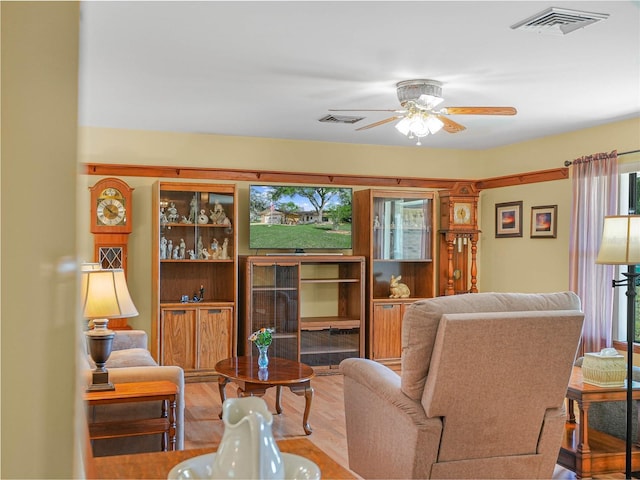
257,344,269,368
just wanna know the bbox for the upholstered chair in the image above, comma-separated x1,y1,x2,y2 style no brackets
340,292,584,479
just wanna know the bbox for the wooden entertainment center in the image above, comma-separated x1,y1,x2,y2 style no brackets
94,163,565,379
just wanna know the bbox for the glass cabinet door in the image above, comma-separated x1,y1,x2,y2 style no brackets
249,263,299,361
373,196,432,261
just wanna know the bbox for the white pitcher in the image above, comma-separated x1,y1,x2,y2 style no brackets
211,396,285,479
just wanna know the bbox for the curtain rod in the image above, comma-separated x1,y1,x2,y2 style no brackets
564,149,640,167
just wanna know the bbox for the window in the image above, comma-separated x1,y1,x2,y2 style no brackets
613,167,640,343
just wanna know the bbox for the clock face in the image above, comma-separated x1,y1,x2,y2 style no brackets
453,203,472,225
96,189,127,226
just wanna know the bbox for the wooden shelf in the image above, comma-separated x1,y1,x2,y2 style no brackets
89,418,170,440
301,317,361,330
559,422,640,475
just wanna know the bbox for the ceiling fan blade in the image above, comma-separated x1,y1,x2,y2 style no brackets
443,107,517,116
436,115,467,133
355,116,402,131
329,108,403,112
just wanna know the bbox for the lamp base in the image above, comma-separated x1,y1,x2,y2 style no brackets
87,370,115,392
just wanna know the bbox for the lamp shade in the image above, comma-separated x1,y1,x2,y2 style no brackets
81,269,138,319
595,215,640,265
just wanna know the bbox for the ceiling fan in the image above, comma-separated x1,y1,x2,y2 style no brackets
329,79,517,145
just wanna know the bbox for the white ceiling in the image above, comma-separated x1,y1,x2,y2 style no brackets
78,1,640,150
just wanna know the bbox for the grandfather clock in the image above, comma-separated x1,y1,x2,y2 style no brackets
89,177,134,329
438,183,480,296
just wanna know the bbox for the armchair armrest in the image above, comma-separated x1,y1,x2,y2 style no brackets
339,358,442,479
340,358,429,423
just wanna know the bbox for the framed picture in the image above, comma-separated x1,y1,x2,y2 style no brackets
530,205,557,238
495,201,523,238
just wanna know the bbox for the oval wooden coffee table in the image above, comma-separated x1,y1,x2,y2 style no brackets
215,356,315,435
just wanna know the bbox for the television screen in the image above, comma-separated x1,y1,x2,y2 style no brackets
249,185,352,251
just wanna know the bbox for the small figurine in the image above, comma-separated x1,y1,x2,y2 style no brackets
199,285,204,301
198,209,209,224
220,237,229,260
160,236,167,259
179,238,186,260
160,208,168,225
180,215,192,224
197,236,204,258
201,248,211,260
374,215,380,229
189,195,198,223
389,275,411,298
187,249,196,260
209,199,229,225
210,238,220,259
167,202,179,223
172,246,180,260
167,239,173,258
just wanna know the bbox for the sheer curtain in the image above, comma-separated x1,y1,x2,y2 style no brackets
569,150,618,354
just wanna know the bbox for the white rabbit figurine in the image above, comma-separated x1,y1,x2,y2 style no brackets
389,275,410,298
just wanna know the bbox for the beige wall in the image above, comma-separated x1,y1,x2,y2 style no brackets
477,119,640,292
1,3,81,478
78,117,640,336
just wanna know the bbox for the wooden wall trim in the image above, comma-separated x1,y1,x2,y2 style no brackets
82,163,569,190
475,168,569,189
82,163,466,189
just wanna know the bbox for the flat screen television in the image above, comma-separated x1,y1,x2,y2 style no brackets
249,185,352,252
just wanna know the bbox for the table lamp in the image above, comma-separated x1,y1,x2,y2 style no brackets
596,215,640,478
81,268,138,391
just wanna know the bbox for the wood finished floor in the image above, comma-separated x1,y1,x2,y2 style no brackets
184,373,624,479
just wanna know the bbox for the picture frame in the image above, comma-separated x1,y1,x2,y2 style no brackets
530,205,558,238
495,201,523,238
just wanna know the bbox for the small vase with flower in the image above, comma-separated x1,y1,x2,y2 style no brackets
249,327,274,368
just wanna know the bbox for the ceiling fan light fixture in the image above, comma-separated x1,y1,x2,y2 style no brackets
395,116,412,136
426,115,444,134
418,94,444,109
396,79,443,108
409,115,429,137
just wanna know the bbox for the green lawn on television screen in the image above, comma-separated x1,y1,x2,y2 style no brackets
249,223,352,249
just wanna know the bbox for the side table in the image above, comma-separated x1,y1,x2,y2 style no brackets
84,380,178,452
558,366,640,478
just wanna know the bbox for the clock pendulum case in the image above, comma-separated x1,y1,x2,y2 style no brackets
89,177,134,328
438,184,480,296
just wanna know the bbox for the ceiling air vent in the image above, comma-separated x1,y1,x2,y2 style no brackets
511,7,609,35
318,114,364,124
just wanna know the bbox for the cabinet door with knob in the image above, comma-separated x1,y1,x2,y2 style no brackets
160,304,233,372
371,303,406,361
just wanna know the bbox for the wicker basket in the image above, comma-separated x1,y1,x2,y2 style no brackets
582,351,626,387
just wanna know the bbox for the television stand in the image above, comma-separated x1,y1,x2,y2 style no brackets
238,255,364,371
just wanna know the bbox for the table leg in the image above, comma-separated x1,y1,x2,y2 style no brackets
290,384,314,435
275,385,283,414
161,399,167,451
567,398,576,424
218,376,230,419
168,397,177,451
576,400,592,479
